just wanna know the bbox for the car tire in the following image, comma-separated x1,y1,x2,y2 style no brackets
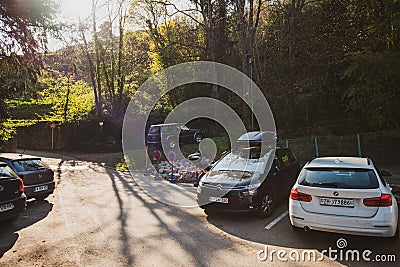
256,191,274,218
195,134,203,143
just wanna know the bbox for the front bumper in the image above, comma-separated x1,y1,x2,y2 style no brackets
0,194,26,221
197,187,258,212
24,180,56,198
289,199,398,237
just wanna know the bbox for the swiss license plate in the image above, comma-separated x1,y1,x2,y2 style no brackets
34,185,48,192
0,203,14,213
209,197,229,204
320,197,354,207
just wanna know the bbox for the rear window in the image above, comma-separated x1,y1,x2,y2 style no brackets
299,168,379,189
12,159,46,172
0,166,17,178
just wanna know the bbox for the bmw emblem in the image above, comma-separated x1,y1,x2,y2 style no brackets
333,191,339,196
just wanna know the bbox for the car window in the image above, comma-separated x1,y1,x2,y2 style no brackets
373,163,387,186
162,126,172,133
299,168,379,189
149,126,160,134
0,166,18,178
12,159,45,172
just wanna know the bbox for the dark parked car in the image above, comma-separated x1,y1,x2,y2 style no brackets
146,123,203,148
197,131,300,218
0,163,26,223
0,157,55,200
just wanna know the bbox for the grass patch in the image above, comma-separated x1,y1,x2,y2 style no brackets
7,99,53,120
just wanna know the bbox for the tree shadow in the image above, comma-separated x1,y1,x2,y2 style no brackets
105,168,244,266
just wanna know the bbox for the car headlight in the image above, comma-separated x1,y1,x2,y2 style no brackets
240,182,261,197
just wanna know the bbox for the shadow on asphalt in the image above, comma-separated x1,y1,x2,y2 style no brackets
104,168,247,266
0,199,53,258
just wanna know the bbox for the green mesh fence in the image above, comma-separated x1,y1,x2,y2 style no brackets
284,131,400,165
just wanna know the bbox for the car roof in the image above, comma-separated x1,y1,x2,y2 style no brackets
237,131,277,142
306,157,373,169
150,123,183,127
0,156,41,161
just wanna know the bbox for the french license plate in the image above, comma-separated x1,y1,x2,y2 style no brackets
209,197,229,204
34,185,48,192
320,197,354,207
0,203,14,213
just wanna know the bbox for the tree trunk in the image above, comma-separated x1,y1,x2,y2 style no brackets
92,0,103,118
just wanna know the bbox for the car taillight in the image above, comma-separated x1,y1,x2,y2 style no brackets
363,194,392,207
19,179,24,192
290,188,312,202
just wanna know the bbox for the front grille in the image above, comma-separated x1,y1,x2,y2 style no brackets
202,183,246,191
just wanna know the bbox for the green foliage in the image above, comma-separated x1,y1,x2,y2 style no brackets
0,0,59,144
115,155,132,171
8,75,94,123
37,76,94,122
342,51,400,129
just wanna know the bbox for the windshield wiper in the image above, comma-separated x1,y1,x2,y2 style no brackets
311,182,338,188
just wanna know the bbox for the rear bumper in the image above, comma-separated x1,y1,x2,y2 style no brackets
0,194,26,221
289,199,398,237
24,180,56,198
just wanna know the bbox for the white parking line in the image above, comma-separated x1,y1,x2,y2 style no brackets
264,210,289,230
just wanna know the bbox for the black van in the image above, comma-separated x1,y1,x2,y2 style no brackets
197,132,300,218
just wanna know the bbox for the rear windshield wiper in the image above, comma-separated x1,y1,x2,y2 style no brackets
310,182,338,188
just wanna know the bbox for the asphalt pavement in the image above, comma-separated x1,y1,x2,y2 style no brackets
0,151,398,266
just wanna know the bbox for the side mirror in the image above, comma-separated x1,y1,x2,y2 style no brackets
381,170,392,177
188,152,202,162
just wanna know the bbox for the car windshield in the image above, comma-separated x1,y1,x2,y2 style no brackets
12,159,45,172
0,166,17,178
212,147,272,173
299,168,379,189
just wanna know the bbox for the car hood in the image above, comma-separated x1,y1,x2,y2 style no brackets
201,170,262,187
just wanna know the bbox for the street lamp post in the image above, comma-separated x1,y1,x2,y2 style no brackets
249,30,254,131
98,121,104,145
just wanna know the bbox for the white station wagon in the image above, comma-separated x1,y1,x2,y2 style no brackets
289,157,398,239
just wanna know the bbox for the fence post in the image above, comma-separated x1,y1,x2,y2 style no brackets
285,140,289,148
357,133,362,157
314,136,319,158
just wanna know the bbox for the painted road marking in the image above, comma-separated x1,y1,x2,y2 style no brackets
265,210,289,230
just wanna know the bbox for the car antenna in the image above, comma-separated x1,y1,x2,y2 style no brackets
19,150,25,159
